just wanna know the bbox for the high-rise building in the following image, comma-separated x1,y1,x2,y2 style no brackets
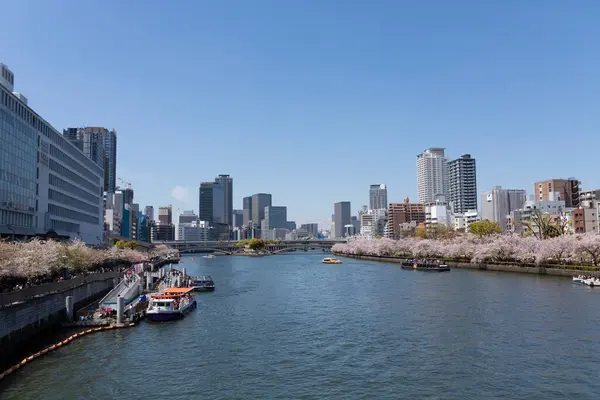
333,202,351,238
144,206,154,221
481,186,527,232
199,182,214,223
199,181,226,224
386,198,426,239
251,193,272,235
1,62,104,244
448,154,477,214
178,210,197,224
534,178,580,208
214,174,233,225
122,187,134,205
232,209,244,228
63,127,117,192
176,210,198,240
300,223,319,237
369,184,388,210
242,196,252,226
262,206,288,239
417,148,449,204
158,205,172,225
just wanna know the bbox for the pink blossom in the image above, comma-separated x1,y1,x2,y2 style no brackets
332,233,600,266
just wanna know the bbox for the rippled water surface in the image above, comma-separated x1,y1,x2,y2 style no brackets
2,253,600,399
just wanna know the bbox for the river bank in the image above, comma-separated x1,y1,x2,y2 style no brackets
334,253,600,277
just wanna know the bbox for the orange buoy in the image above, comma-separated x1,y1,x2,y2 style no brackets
26,355,35,361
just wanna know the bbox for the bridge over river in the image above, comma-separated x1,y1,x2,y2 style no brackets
155,239,347,255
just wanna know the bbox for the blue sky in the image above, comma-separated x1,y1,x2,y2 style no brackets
2,0,600,229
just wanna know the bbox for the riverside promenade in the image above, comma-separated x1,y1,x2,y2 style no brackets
0,255,179,362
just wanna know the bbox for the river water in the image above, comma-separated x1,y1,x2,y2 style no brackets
2,252,600,399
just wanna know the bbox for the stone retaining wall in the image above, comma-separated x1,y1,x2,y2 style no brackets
0,276,117,360
335,253,600,277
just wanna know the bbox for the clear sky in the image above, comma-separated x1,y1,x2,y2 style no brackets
2,0,600,229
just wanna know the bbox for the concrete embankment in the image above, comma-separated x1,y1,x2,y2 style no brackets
0,272,119,361
334,253,600,277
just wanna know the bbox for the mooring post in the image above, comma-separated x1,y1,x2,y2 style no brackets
65,296,74,321
182,267,186,279
116,296,124,324
146,272,152,291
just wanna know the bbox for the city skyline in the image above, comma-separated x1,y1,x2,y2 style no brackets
3,2,600,227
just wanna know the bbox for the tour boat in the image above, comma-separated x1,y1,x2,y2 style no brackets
401,260,451,272
322,257,342,264
190,275,215,292
146,288,197,322
573,275,600,287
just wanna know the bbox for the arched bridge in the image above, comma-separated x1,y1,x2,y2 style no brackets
156,239,347,255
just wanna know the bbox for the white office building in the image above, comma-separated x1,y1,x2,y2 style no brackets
1,63,103,244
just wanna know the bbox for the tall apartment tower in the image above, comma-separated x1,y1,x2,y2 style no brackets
417,148,449,204
333,201,351,238
448,154,477,214
534,178,580,208
214,174,233,225
480,186,526,232
63,127,117,192
369,184,388,210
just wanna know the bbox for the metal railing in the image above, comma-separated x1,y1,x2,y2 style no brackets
0,271,120,308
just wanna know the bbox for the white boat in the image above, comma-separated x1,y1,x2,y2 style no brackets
573,275,600,287
146,288,197,322
203,254,216,259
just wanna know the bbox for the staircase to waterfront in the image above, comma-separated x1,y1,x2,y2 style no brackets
99,274,141,308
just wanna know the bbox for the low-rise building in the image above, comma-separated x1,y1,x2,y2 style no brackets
453,210,480,231
425,197,452,227
386,198,426,239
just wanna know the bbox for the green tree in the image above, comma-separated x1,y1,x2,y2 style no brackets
248,238,266,251
468,219,501,237
115,240,126,249
415,225,427,239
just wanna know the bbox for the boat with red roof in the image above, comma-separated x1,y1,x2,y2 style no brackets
146,287,197,322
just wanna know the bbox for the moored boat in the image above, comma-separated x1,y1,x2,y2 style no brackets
573,275,600,287
322,257,342,264
401,260,451,272
189,275,215,292
146,288,197,322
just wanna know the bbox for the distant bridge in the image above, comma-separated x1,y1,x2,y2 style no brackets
154,239,347,255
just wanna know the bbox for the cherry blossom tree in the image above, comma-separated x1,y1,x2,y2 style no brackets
331,233,595,267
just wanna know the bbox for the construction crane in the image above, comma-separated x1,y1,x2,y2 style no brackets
118,177,132,190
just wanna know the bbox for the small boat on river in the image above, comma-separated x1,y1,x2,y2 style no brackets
322,257,342,264
146,288,197,322
203,254,216,259
573,275,600,286
189,275,215,292
401,260,451,272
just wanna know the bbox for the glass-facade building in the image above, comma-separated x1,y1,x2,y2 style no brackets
0,63,104,243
